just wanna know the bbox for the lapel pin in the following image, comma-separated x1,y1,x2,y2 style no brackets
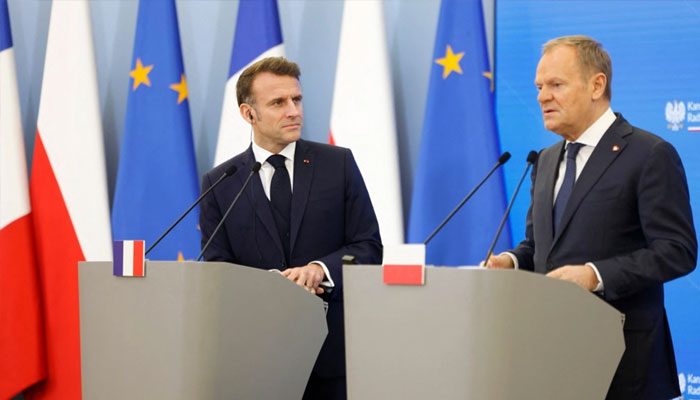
303,159,310,164
612,145,620,152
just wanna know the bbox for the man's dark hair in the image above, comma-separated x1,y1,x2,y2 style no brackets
236,57,301,106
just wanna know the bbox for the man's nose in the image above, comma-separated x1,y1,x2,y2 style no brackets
285,100,301,118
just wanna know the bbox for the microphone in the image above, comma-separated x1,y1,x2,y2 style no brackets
484,151,539,263
198,161,262,261
145,164,238,256
424,152,511,245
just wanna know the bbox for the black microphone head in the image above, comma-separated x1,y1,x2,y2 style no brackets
498,152,511,165
526,150,539,164
224,164,238,176
251,162,262,173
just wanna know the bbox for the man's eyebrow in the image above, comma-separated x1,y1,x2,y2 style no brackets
266,96,284,104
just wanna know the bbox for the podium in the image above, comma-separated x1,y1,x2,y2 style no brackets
344,265,625,400
78,261,328,399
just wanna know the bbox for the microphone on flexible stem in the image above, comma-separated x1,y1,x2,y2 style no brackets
145,164,238,256
424,152,511,245
484,150,539,264
197,162,262,261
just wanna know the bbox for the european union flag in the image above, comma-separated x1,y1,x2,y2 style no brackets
112,0,199,260
407,0,511,266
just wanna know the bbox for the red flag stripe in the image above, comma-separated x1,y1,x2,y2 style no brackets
0,214,46,398
27,133,84,399
133,240,144,277
382,264,425,285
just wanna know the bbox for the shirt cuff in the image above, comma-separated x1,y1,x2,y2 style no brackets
585,262,604,292
504,252,519,269
311,260,335,288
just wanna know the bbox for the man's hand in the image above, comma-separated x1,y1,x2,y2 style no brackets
281,263,325,294
484,253,515,269
546,265,599,291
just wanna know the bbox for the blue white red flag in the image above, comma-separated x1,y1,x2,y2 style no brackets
213,0,284,166
113,240,146,277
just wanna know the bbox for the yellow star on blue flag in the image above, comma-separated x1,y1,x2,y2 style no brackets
169,74,188,104
130,58,153,90
435,45,465,79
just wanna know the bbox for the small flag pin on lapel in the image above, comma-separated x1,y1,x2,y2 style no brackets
303,159,310,164
612,145,620,152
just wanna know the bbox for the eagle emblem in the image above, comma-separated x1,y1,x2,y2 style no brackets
666,100,685,131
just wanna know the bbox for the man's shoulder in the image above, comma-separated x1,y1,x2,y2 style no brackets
612,115,667,148
203,148,251,180
603,115,683,167
298,139,350,156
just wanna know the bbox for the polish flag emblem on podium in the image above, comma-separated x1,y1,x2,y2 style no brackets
382,244,425,285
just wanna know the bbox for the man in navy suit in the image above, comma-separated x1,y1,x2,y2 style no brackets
486,36,697,399
199,57,382,400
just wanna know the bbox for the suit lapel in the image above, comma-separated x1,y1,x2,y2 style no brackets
239,147,285,258
290,140,313,255
539,142,564,245
552,117,630,247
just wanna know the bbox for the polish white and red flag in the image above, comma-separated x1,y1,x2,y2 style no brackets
28,1,112,398
0,0,46,396
329,0,404,244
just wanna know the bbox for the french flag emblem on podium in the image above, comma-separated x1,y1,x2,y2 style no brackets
113,240,146,277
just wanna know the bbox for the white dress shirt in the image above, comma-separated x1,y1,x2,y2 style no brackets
251,140,295,199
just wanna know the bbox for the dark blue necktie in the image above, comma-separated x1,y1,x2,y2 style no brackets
553,142,583,234
267,154,291,266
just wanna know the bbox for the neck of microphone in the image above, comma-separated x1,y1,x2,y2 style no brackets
424,152,511,245
484,151,539,263
145,164,238,256
197,161,262,261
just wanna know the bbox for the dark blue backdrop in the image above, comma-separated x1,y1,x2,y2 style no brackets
496,2,700,397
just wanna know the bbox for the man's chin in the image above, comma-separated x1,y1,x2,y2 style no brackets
543,120,558,132
285,131,302,142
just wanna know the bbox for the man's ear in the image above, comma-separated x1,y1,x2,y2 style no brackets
240,104,254,123
590,72,607,100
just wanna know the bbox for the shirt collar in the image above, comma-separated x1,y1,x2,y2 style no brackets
570,107,616,147
252,140,297,165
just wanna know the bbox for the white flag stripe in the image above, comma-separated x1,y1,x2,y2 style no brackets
213,44,284,166
36,1,111,261
0,47,30,229
123,240,134,277
330,0,404,244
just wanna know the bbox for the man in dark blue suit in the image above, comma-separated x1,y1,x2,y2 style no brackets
199,57,382,400
487,36,697,399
